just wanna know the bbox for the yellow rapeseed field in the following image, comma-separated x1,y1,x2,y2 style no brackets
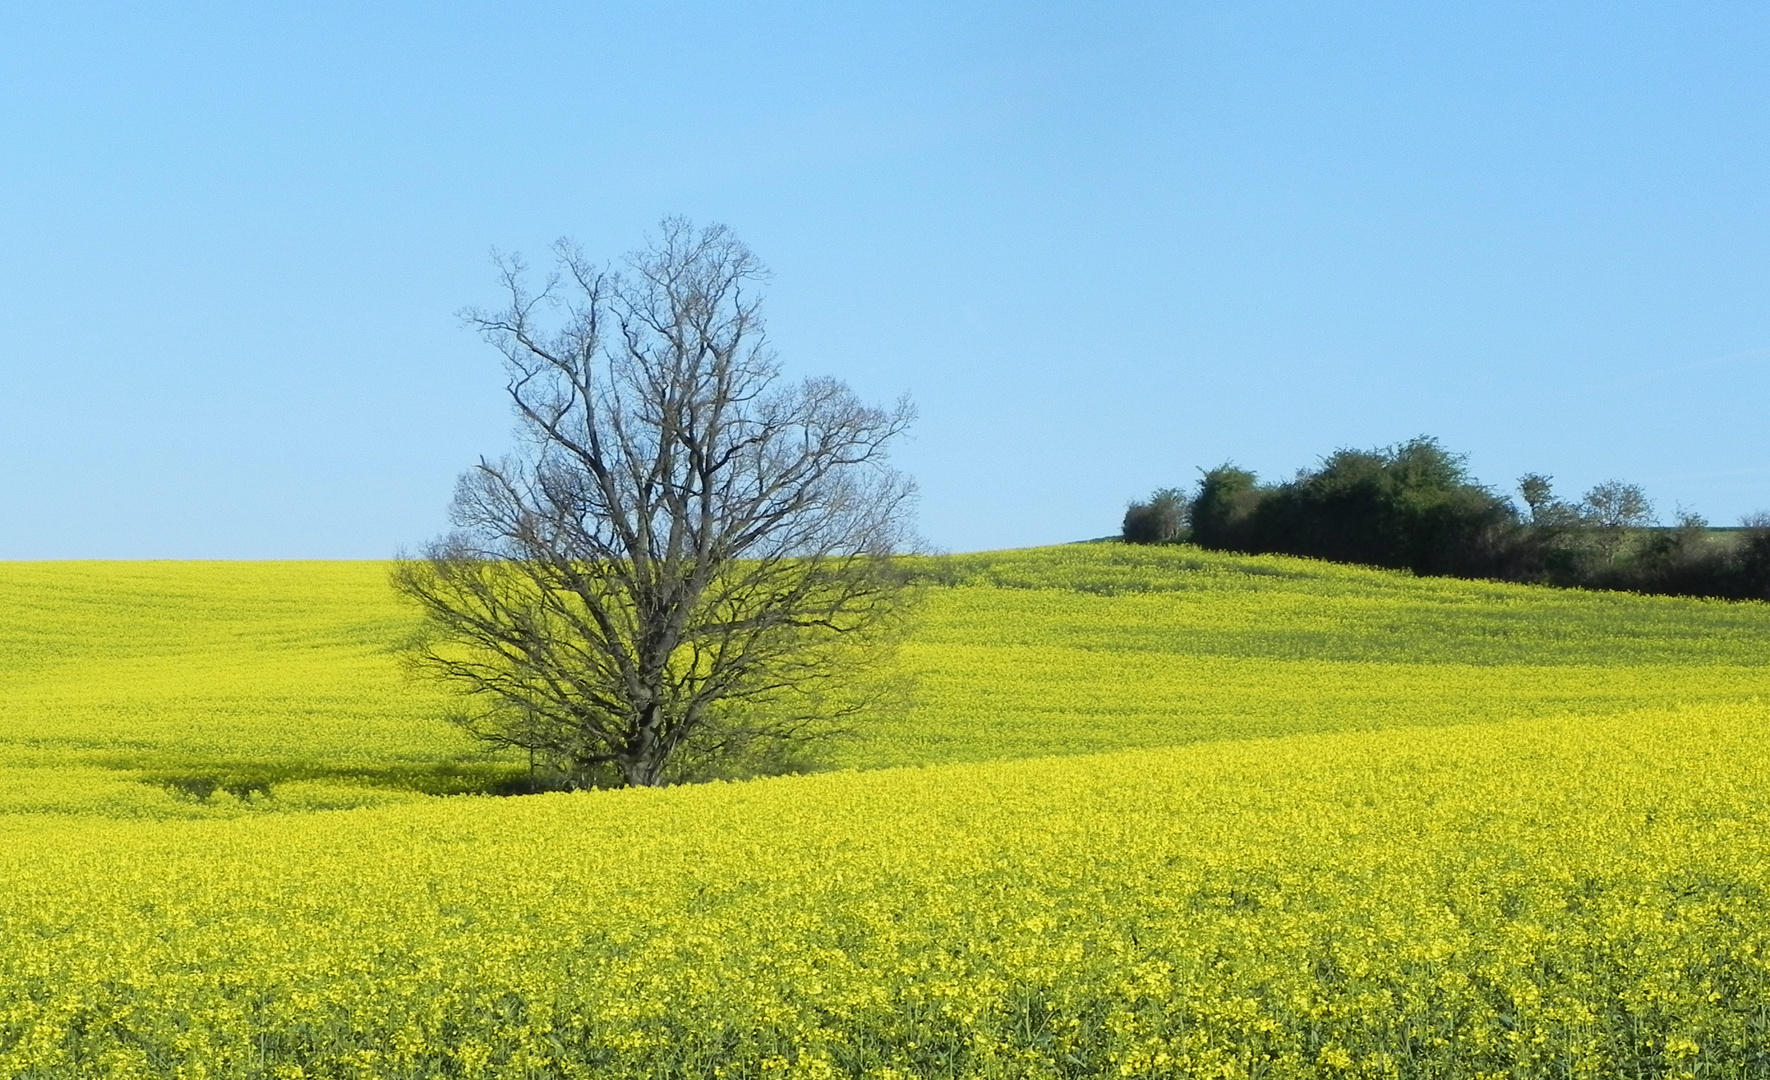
1,545,1767,1076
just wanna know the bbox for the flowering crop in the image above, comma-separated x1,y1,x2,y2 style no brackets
0,546,1767,1076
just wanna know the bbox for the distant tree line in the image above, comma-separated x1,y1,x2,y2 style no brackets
1123,437,1770,602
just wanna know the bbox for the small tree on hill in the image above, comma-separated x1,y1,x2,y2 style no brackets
1581,480,1655,564
1518,473,1555,523
1188,465,1263,549
1517,473,1585,530
1123,488,1188,544
394,219,916,788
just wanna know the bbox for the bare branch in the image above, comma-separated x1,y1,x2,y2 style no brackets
393,219,916,788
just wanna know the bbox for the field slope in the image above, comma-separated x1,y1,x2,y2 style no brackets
1,546,1767,1077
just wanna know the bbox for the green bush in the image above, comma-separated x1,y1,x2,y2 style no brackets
1145,440,1770,602
1122,488,1189,544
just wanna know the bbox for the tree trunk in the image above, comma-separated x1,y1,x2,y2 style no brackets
619,702,665,786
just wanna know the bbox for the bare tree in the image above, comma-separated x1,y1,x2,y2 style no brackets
393,219,916,788
1581,480,1656,530
1581,480,1656,564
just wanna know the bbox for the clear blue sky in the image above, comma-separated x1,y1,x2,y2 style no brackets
3,2,1766,557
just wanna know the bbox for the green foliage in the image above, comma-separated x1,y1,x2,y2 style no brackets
1519,478,1769,599
1121,488,1189,544
1162,440,1770,601
1179,438,1519,577
1186,465,1261,549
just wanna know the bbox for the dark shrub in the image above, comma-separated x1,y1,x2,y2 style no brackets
1147,439,1765,603
1187,438,1522,578
1123,488,1189,544
1738,513,1770,600
1187,466,1264,549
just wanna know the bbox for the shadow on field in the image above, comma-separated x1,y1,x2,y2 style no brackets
100,736,842,804
116,760,541,803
